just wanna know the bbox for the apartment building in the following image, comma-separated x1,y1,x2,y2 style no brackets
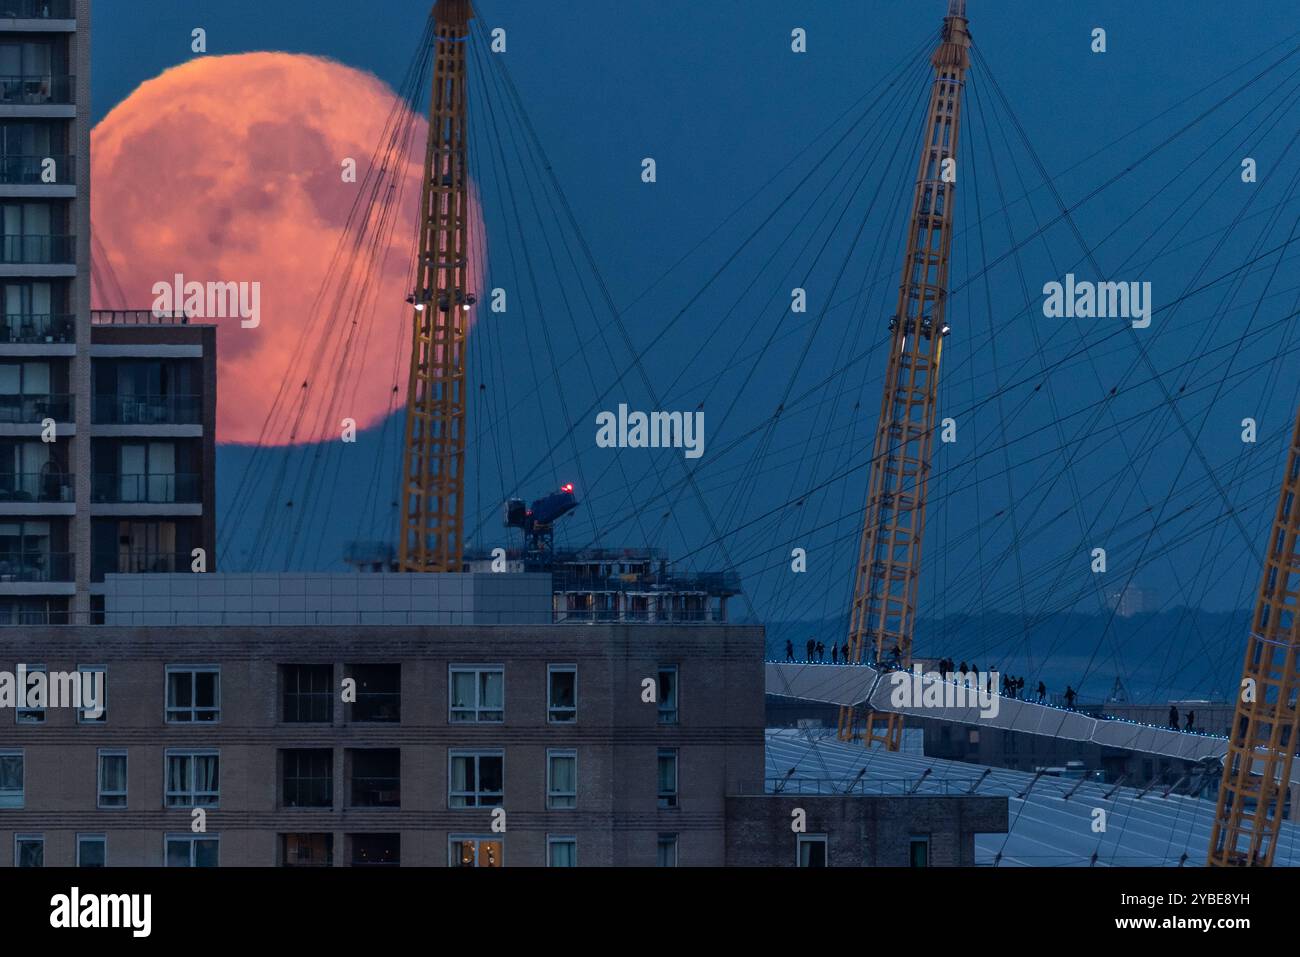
0,609,1007,866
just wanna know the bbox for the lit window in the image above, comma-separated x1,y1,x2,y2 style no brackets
165,666,220,722
449,666,503,723
449,836,503,868
547,750,577,809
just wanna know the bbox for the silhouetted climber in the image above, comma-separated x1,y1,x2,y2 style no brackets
1037,681,1046,703
842,642,850,664
1064,686,1076,709
889,644,902,667
806,638,815,661
1016,676,1025,698
816,641,825,662
1168,705,1179,730
959,661,969,677
831,644,838,664
1185,710,1195,731
785,640,794,662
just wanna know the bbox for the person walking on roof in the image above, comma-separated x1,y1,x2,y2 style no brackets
785,640,794,662
1064,686,1076,709
1037,681,1046,703
831,643,838,664
806,638,815,661
1185,710,1195,731
1168,705,1179,730
816,641,825,662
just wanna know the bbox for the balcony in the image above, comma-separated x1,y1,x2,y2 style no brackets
0,549,70,582
92,472,201,504
0,392,70,421
0,0,73,17
0,233,73,264
0,470,68,502
111,550,190,575
91,310,192,326
0,313,72,343
92,394,201,426
0,75,73,106
0,154,73,185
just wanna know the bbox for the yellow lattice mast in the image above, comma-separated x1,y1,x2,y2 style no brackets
838,0,970,750
400,0,475,572
1208,403,1300,866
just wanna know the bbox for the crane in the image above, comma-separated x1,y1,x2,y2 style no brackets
838,0,970,750
1208,403,1300,865
399,0,477,573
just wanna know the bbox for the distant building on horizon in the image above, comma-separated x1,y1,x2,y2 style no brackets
1106,584,1160,617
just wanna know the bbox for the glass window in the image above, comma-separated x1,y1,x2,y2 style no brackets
798,835,828,867
97,750,126,808
657,749,678,809
547,836,576,867
165,666,219,722
77,834,106,867
657,666,678,724
14,834,41,867
281,833,333,868
165,750,219,807
165,835,218,867
910,836,930,868
348,664,400,722
449,836,502,868
281,664,332,723
547,750,577,809
281,749,332,808
449,751,504,808
0,751,23,807
449,666,503,723
656,833,677,867
15,663,44,723
77,665,106,723
547,665,576,723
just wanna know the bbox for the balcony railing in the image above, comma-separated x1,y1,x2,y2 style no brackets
0,550,71,582
0,233,74,264
108,550,191,575
0,392,71,422
0,154,74,185
91,310,192,326
350,777,400,808
92,394,201,426
0,75,74,106
0,471,69,503
92,472,201,504
0,313,73,343
0,0,73,18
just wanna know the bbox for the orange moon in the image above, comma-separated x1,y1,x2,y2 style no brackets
92,52,476,445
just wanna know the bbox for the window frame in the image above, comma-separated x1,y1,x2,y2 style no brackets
547,834,577,868
15,663,44,724
909,835,930,868
656,748,678,809
280,748,334,809
76,663,106,724
657,665,678,725
447,834,504,868
164,664,221,723
546,748,577,810
448,749,504,808
13,832,41,867
97,748,127,809
448,665,504,724
164,748,220,808
656,832,678,867
164,833,219,868
547,664,577,724
76,833,106,867
280,663,333,724
0,748,23,808
797,833,829,867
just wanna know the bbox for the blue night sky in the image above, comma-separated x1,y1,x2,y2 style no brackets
88,0,1300,661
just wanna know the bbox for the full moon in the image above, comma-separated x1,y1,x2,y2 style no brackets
92,52,473,445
